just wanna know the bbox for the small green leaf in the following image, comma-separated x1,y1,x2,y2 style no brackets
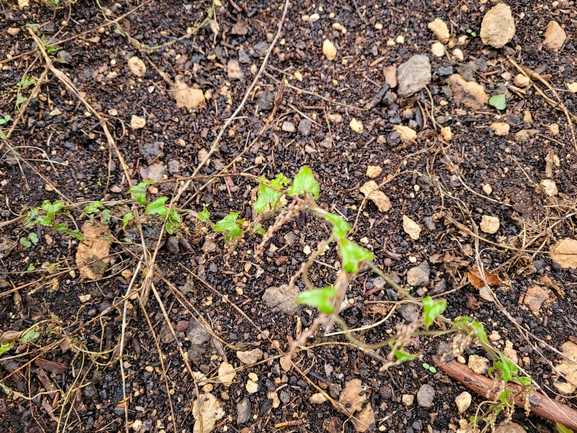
20,237,32,248
83,201,103,214
488,94,506,110
53,223,67,231
20,327,39,344
145,196,169,217
198,206,210,222
42,200,64,221
429,366,437,374
296,286,337,314
214,212,244,241
123,212,134,229
68,231,83,240
254,183,282,214
556,423,573,433
0,115,10,126
340,239,373,273
324,213,351,240
422,363,430,369
128,180,153,205
28,232,39,245
513,376,532,386
252,224,266,235
393,349,418,362
165,208,181,234
101,209,111,223
288,166,319,199
498,389,512,404
0,341,13,356
423,296,447,329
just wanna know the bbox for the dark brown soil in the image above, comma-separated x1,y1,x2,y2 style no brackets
1,0,576,432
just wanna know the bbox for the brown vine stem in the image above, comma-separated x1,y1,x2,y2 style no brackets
432,356,577,431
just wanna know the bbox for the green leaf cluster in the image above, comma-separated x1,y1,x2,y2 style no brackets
214,212,243,241
145,197,181,234
423,296,446,329
488,94,506,110
254,173,291,214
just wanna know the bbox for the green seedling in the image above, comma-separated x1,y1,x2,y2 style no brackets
254,173,291,214
488,94,506,110
198,205,210,222
214,212,243,241
466,28,477,37
145,196,181,235
422,363,437,374
423,296,447,329
296,286,337,314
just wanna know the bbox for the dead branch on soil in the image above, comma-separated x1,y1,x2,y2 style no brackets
433,356,577,431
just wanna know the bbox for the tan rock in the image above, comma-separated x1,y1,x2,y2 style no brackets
237,348,263,365
551,238,577,269
455,392,472,414
523,286,550,313
245,379,259,394
548,124,560,136
217,362,236,387
540,179,558,197
453,48,464,61
431,42,446,58
441,126,452,141
172,76,206,109
403,215,421,240
402,394,414,406
323,39,337,61
553,341,577,394
383,66,397,88
191,393,225,433
130,115,146,130
514,74,531,88
349,118,364,133
393,125,417,141
468,355,489,374
449,74,489,109
503,346,518,365
127,56,146,77
428,18,450,43
310,393,328,404
480,3,516,48
568,82,577,93
227,59,243,80
339,379,366,414
491,122,509,136
482,184,493,195
523,110,533,123
543,21,566,51
366,166,382,179
352,403,376,432
480,215,499,234
360,181,392,213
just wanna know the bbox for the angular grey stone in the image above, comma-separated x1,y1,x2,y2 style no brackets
236,397,251,425
398,303,420,323
397,55,431,98
406,262,430,287
262,284,300,314
298,118,312,136
417,384,435,408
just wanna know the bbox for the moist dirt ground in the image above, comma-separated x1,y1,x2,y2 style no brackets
1,0,577,432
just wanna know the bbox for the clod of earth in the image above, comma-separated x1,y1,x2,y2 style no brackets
360,181,392,213
431,42,446,58
449,74,489,109
543,21,567,51
396,55,431,98
237,348,263,365
480,3,516,48
76,221,112,281
392,125,417,141
455,391,472,414
428,18,450,44
403,215,421,240
322,39,337,61
218,362,236,387
262,284,300,314
553,341,577,394
191,393,225,433
171,75,206,109
490,122,509,136
480,215,500,234
227,59,244,80
127,56,146,77
551,238,577,269
130,115,146,130
365,165,382,179
540,179,558,197
349,118,363,133
468,355,490,375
